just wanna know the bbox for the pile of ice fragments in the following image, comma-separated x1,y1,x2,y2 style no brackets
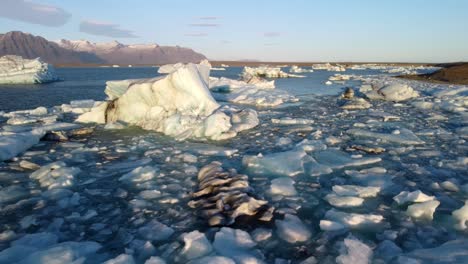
0,55,59,84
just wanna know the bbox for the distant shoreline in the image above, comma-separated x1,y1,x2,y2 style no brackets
54,61,439,68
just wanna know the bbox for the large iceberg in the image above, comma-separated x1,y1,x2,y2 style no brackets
77,61,258,140
0,55,59,84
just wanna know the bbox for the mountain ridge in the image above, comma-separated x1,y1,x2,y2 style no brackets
0,31,206,65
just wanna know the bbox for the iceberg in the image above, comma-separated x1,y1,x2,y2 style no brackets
362,83,419,102
0,129,45,161
242,66,304,78
77,61,258,140
0,55,59,84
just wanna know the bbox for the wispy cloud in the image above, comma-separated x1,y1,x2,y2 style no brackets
184,33,208,37
80,20,138,38
264,32,282,38
0,0,71,27
189,23,219,27
199,16,221,20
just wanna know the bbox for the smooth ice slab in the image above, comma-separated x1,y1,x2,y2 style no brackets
275,214,311,243
336,237,373,264
0,129,45,161
393,190,435,205
347,128,425,145
243,149,307,177
406,200,440,220
313,149,381,169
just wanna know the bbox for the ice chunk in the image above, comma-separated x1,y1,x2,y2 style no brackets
119,166,158,183
30,161,81,189
213,86,296,107
0,185,29,205
187,256,235,264
319,220,345,231
213,227,262,264
271,117,314,125
145,257,167,264
242,66,304,78
325,194,364,208
332,185,381,198
78,61,257,140
0,55,59,84
103,254,136,264
313,149,381,169
324,209,385,230
393,190,435,205
452,200,468,230
275,214,311,243
345,167,394,189
270,177,297,196
243,149,307,177
336,237,373,264
180,231,213,260
0,129,45,161
138,220,174,242
378,84,419,102
403,239,468,263
406,200,440,220
348,128,424,145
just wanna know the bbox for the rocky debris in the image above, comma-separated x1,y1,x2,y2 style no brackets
188,162,274,226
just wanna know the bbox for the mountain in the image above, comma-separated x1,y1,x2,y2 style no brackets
0,31,104,64
56,39,206,65
0,31,207,65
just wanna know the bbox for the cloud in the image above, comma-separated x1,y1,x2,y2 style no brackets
0,0,71,27
189,23,219,27
80,20,138,38
184,33,208,37
199,16,221,20
264,32,281,38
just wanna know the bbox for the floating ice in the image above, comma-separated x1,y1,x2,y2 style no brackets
179,231,213,260
324,209,385,230
289,65,312,73
393,190,435,205
271,117,314,125
336,237,373,264
77,61,257,140
243,149,307,177
319,220,345,231
119,166,158,183
212,227,263,264
0,55,59,84
138,219,174,242
242,66,304,78
402,239,468,263
187,256,235,264
313,149,381,169
0,129,45,161
452,200,468,230
332,185,381,198
275,214,311,243
406,200,440,220
104,254,136,264
325,194,364,208
362,83,419,102
270,177,297,196
30,161,81,189
345,167,393,188
348,128,425,145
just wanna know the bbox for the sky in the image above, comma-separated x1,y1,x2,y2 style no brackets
1,0,467,62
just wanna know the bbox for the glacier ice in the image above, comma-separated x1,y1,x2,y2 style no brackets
77,61,258,140
0,129,45,161
0,55,59,84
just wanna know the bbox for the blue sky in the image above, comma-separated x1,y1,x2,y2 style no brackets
1,0,467,62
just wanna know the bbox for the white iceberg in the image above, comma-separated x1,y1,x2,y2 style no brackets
242,66,304,78
393,190,435,205
77,61,258,140
0,129,45,161
362,83,419,102
0,55,59,84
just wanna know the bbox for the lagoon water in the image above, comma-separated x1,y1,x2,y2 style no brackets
0,66,370,112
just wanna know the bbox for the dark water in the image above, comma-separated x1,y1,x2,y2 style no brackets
0,66,374,112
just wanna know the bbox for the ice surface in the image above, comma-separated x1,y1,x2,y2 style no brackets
103,254,136,264
0,55,59,84
332,185,381,198
452,200,468,230
402,239,468,263
138,220,174,241
336,237,373,264
362,83,419,102
275,214,311,243
271,117,314,125
187,256,235,264
30,161,81,189
348,128,425,145
78,61,257,140
0,129,45,161
313,149,381,169
119,166,158,183
393,190,435,205
179,231,213,260
406,200,440,220
213,227,263,264
243,150,307,177
270,177,297,196
242,66,304,78
325,194,364,208
324,209,385,230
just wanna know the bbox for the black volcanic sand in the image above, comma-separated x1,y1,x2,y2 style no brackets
399,62,468,85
